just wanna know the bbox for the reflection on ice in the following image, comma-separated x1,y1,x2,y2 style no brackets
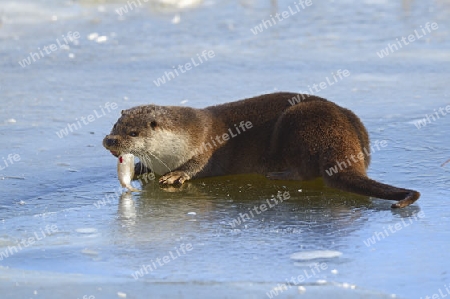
290,250,343,261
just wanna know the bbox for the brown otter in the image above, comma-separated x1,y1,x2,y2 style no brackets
103,92,420,208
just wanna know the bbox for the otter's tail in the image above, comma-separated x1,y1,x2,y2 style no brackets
323,171,420,208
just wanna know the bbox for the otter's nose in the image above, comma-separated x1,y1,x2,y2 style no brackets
103,136,118,148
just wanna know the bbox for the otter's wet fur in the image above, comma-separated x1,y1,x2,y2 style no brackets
103,92,420,208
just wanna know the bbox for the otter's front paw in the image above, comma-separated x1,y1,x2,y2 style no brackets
159,171,190,186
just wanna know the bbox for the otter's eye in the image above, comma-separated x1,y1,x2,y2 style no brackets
129,131,138,137
150,121,157,129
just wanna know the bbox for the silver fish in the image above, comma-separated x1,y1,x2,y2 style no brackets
117,153,140,192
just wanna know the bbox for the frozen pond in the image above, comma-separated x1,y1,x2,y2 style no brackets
0,0,449,298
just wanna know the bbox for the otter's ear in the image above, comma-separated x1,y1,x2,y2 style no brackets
121,110,125,115
148,121,157,129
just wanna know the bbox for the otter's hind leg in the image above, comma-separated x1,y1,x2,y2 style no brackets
323,171,420,208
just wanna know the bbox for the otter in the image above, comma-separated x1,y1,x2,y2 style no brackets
103,92,420,208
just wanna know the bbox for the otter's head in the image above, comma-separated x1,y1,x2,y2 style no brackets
103,105,202,175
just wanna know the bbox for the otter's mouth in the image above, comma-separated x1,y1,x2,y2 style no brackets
103,135,122,157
